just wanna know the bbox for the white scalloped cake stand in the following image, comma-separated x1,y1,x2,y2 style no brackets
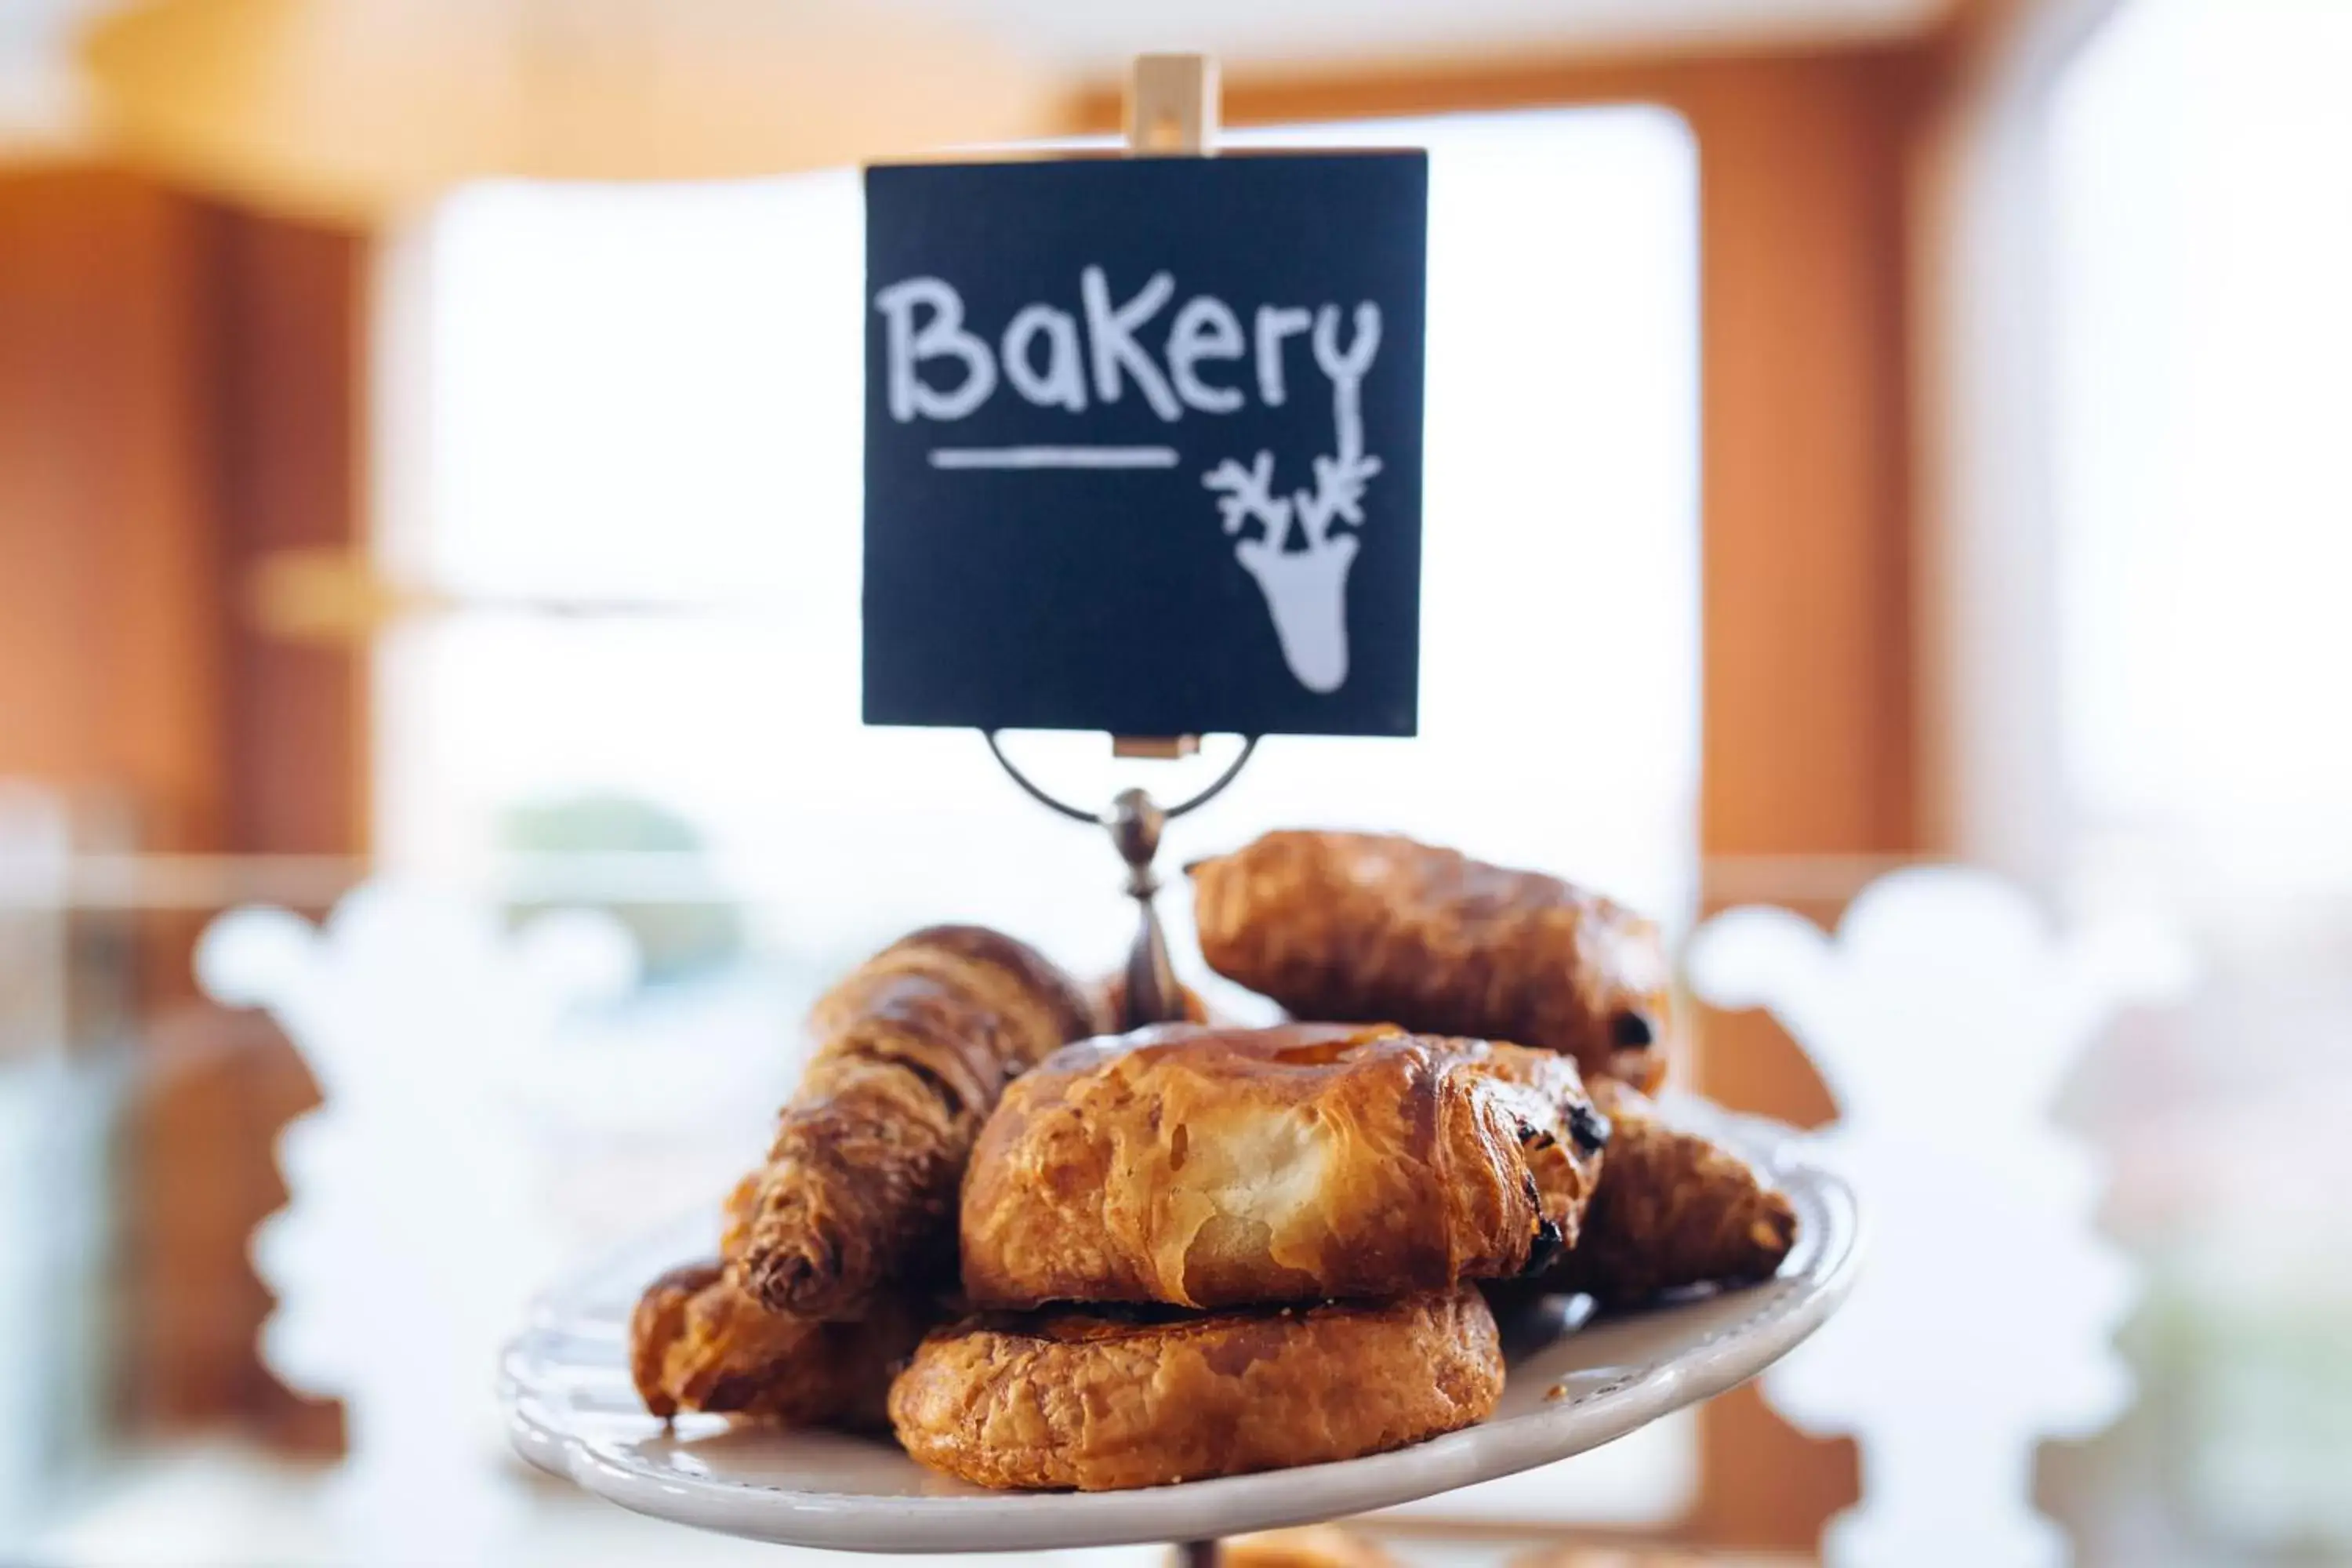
503,1098,1859,1554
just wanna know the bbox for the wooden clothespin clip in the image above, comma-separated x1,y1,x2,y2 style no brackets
1125,53,1219,157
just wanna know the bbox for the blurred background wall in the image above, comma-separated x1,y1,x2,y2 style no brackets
0,165,365,1453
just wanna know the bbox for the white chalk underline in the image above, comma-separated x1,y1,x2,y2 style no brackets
927,445,1180,470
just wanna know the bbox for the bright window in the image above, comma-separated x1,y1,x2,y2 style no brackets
2049,1,2352,1554
2053,0,2352,890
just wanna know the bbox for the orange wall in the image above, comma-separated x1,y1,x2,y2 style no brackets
0,166,366,855
0,169,227,850
0,166,364,1450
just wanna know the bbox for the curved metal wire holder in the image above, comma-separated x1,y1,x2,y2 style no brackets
981,731,1258,1030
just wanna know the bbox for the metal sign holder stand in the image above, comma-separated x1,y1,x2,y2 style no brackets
982,729,1257,1031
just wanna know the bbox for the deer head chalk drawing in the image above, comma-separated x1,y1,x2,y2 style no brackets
1203,303,1382,694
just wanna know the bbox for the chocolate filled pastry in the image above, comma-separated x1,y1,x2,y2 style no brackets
960,1022,1608,1311
1543,1080,1797,1305
734,924,1094,1320
1188,829,1674,1091
887,1287,1504,1490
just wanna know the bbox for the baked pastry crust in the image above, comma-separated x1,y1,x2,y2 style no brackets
960,1022,1607,1310
627,1260,927,1426
630,1174,932,1424
1544,1081,1797,1305
1188,830,1674,1091
734,924,1094,1319
887,1288,1504,1490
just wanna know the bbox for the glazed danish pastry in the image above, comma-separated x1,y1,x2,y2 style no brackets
959,1023,1610,1311
1188,830,1674,1091
886,1287,1504,1491
733,924,1094,1319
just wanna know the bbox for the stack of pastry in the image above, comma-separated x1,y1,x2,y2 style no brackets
891,1020,1609,1488
630,829,1800,1494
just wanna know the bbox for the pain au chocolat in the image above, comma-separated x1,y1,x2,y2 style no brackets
1539,1080,1798,1305
1188,830,1675,1092
958,1022,1609,1312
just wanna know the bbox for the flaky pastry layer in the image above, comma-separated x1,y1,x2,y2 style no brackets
733,924,1094,1320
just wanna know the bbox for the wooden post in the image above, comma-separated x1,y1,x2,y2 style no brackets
1111,735,1200,759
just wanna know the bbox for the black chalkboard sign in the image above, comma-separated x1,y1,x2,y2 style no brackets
862,151,1427,737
